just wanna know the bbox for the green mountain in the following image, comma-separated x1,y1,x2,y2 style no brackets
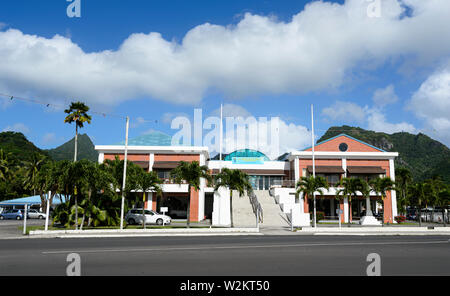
318,126,450,183
0,131,48,163
46,133,98,162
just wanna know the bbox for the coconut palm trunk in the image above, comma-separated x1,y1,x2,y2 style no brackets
142,192,146,229
186,185,191,228
230,190,234,228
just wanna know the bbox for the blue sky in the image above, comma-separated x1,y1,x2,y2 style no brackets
0,0,449,155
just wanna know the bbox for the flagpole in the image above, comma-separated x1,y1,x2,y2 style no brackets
219,103,223,166
120,116,129,230
219,103,223,225
311,104,317,228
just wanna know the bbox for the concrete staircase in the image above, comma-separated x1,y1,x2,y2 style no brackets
231,190,257,227
254,190,290,228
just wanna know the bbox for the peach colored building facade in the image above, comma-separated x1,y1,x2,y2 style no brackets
289,134,398,224
96,133,399,225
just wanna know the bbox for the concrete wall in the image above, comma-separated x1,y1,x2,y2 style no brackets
212,187,231,226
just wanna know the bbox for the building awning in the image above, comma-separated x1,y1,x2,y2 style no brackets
307,166,345,174
0,195,68,206
133,161,149,169
347,166,386,174
152,161,180,169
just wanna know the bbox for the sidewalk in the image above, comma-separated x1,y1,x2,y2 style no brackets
295,225,450,235
258,224,450,235
28,227,262,238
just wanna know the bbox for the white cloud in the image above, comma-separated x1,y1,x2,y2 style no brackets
322,95,417,135
161,112,189,124
2,123,30,134
409,62,450,145
210,104,252,118
366,108,416,134
214,105,311,159
0,0,450,105
372,84,398,106
322,100,366,123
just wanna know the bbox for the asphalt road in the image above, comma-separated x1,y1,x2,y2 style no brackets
0,219,44,238
0,235,448,276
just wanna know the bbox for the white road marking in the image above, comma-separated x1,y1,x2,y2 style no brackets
42,240,449,255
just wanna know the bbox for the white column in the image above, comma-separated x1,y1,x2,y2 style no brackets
149,153,154,172
98,152,104,164
146,193,153,210
294,158,299,183
212,187,230,226
342,158,347,177
389,158,398,219
198,153,206,221
343,197,349,223
45,191,50,231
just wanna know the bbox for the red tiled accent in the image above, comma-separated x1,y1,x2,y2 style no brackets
340,199,345,223
104,154,149,162
305,135,381,152
154,154,200,162
189,187,199,222
152,198,157,211
383,191,393,223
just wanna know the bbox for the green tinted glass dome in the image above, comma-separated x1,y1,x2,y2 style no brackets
117,131,180,146
224,149,270,161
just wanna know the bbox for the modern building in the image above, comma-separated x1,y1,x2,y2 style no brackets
95,132,399,227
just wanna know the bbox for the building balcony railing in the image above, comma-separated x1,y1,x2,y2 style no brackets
270,180,341,189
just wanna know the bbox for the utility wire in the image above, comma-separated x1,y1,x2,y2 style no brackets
0,92,159,124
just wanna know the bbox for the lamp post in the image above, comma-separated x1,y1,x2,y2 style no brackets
120,116,129,230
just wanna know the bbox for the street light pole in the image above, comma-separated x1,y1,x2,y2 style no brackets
311,104,317,228
120,116,129,230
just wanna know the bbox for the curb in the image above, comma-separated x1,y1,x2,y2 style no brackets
292,226,450,236
28,227,260,238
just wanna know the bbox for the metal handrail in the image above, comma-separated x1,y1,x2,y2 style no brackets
249,191,263,223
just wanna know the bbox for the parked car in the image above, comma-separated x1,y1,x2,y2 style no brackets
0,209,24,220
27,209,46,219
125,209,171,225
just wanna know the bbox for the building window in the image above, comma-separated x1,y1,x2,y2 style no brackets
317,173,341,186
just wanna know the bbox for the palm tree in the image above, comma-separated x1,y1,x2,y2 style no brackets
64,101,91,229
436,186,450,227
69,160,90,229
335,177,359,226
23,152,47,196
35,160,60,215
395,168,413,215
370,176,395,224
64,101,92,162
78,161,115,229
170,161,212,228
136,171,163,229
357,179,377,220
426,176,445,223
214,168,253,227
409,182,427,227
103,156,142,201
296,176,329,226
